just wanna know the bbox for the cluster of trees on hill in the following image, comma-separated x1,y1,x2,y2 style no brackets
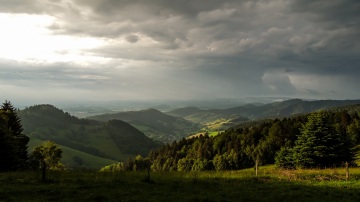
0,101,63,175
142,110,360,171
100,155,150,172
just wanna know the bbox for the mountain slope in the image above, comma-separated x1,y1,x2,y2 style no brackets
87,108,201,143
167,99,360,131
19,105,161,168
222,99,360,119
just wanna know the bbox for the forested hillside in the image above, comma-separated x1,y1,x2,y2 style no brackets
167,99,360,131
144,107,360,171
88,108,201,143
19,105,161,168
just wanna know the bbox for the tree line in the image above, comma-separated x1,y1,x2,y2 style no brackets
122,110,360,172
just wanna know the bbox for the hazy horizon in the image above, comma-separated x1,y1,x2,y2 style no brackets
1,0,360,104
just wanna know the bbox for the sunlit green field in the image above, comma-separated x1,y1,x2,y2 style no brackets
28,138,117,169
1,165,360,202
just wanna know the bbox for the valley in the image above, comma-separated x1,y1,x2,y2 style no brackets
16,99,360,169
19,105,161,169
2,98,360,202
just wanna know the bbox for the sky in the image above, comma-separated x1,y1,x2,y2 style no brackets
0,0,359,104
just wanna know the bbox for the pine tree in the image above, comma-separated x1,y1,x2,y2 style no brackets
0,100,29,170
292,111,352,168
275,140,294,169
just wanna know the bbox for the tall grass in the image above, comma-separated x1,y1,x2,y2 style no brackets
1,166,360,201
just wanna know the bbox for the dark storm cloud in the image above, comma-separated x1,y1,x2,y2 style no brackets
0,0,39,13
306,89,321,96
1,0,360,101
290,0,360,26
125,34,139,43
284,0,360,71
75,0,230,19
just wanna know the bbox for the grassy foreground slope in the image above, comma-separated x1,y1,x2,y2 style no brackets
1,165,360,201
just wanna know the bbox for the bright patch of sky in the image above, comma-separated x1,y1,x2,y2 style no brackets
0,13,107,65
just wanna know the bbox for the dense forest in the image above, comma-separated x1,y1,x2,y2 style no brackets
107,108,360,172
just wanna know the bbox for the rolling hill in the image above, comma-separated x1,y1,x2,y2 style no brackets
217,99,360,118
87,108,201,143
19,105,162,169
167,99,360,131
28,138,117,169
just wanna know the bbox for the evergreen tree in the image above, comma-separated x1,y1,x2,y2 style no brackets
1,101,23,136
0,114,15,171
274,140,294,169
292,111,353,168
0,101,29,170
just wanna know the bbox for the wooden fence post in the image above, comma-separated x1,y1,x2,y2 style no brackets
345,161,349,181
255,158,259,177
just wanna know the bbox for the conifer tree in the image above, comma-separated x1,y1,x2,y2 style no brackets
0,113,16,171
0,100,29,170
292,111,352,168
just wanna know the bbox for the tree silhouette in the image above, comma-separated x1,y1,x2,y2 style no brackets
0,100,29,170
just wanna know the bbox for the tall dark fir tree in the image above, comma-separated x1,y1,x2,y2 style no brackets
0,100,29,171
292,111,354,168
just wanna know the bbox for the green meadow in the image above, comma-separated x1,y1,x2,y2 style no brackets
28,138,117,169
1,165,360,202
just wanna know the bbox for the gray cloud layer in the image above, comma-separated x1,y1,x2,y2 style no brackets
1,0,360,103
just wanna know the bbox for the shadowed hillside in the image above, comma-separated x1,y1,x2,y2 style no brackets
88,108,201,143
19,105,161,168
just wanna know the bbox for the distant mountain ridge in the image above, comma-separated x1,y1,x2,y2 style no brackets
231,99,360,119
19,104,161,169
87,108,201,143
167,99,360,130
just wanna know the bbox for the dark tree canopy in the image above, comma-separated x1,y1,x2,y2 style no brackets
276,111,357,169
0,100,29,171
